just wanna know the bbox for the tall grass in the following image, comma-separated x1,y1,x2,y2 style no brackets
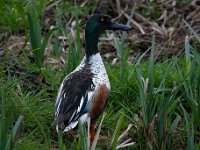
133,31,200,149
65,4,81,74
113,4,135,83
136,36,181,148
28,0,59,67
0,79,23,150
0,0,28,32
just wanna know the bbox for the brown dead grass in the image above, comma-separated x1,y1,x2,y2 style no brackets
96,0,200,62
2,0,200,65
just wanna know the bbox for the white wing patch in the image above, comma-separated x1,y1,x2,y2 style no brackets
79,113,88,124
69,110,76,123
77,96,84,112
55,83,63,106
63,121,78,132
55,97,62,116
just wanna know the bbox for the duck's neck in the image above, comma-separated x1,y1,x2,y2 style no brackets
85,32,100,58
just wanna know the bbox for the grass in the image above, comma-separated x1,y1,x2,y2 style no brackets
1,45,200,149
1,0,200,149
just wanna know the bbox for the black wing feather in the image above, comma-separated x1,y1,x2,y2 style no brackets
53,64,94,130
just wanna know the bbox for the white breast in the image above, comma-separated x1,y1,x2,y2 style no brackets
89,53,111,90
79,53,110,124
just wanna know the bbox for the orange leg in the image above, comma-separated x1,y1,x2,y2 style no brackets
90,121,95,142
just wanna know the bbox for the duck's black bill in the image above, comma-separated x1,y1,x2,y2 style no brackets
108,22,132,31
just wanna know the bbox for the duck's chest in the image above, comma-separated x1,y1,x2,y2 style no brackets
86,54,110,120
89,54,110,90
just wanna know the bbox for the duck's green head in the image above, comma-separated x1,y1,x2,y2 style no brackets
85,14,132,57
86,14,131,34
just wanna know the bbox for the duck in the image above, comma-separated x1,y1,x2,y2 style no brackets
53,14,131,141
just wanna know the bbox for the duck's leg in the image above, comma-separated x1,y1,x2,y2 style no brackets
90,120,95,142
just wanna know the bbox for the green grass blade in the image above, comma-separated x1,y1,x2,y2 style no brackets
27,12,42,66
78,121,87,150
111,111,125,149
58,131,66,150
148,35,155,90
37,0,47,16
136,68,148,127
41,27,58,59
5,115,23,150
185,36,191,76
180,104,194,150
11,115,23,139
170,115,181,133
27,0,48,67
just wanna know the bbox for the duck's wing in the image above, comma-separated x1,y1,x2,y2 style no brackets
53,68,94,132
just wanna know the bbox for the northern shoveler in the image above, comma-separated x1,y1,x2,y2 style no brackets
53,14,131,141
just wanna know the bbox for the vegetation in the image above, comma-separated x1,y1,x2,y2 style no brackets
0,0,200,149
